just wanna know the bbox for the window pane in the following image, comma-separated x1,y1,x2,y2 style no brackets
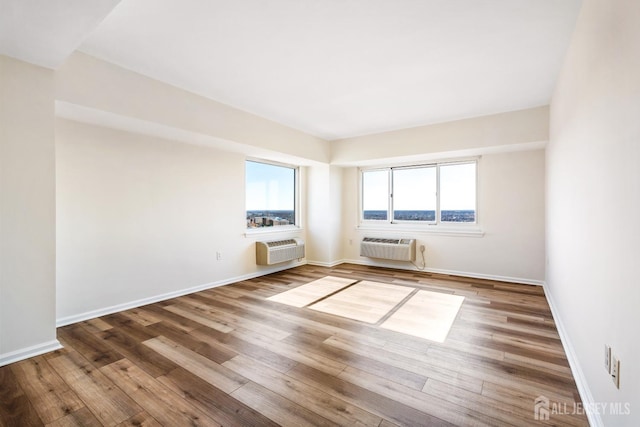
246,160,296,228
393,167,436,221
440,163,476,222
362,170,388,220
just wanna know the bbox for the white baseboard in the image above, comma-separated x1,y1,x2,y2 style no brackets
56,261,306,327
306,259,348,268
0,340,62,367
543,283,602,427
341,258,545,286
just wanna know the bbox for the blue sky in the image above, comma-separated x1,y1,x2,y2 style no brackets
363,163,476,211
245,161,295,210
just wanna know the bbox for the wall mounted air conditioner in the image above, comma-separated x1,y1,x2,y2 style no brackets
360,237,416,261
256,238,305,265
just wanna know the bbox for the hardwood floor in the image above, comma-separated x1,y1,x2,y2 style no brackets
308,280,414,324
0,264,589,426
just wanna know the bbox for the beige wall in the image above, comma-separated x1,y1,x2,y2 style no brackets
56,52,329,164
0,56,58,365
340,150,546,284
547,0,640,425
56,119,306,324
53,52,335,325
330,106,548,283
330,106,549,165
305,165,345,266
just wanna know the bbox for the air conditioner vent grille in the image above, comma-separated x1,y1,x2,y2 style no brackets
267,239,297,247
362,237,401,244
256,238,305,265
360,237,416,261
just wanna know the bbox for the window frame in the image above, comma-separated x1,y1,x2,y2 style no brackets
359,158,479,230
390,164,438,224
361,167,392,222
245,158,300,232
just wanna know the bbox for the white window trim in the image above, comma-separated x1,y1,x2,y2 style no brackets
358,158,482,236
245,158,302,234
244,224,304,237
355,223,484,237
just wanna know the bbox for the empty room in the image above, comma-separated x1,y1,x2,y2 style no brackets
1,0,638,426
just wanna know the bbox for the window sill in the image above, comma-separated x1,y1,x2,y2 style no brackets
244,225,304,238
356,223,484,237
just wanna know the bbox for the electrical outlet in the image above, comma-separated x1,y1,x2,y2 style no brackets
419,244,425,252
611,355,620,389
604,344,611,373
216,251,223,261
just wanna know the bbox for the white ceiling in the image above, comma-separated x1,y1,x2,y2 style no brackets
0,0,120,68
2,0,582,140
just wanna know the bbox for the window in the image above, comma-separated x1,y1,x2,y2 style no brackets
361,160,477,225
246,160,298,229
362,169,388,220
439,162,476,222
393,166,436,221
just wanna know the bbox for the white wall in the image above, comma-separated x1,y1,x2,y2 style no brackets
0,56,58,365
56,119,306,324
340,150,546,284
547,0,640,425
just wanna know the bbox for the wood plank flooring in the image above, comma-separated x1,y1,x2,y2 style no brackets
380,290,465,343
266,275,357,307
309,281,414,324
0,264,589,426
